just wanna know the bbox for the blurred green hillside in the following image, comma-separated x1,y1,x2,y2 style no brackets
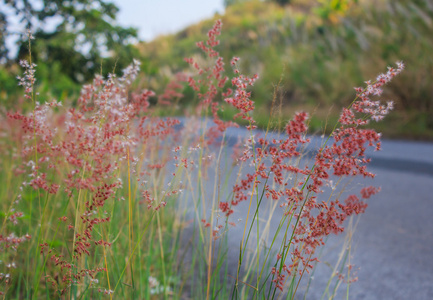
138,0,433,139
1,0,432,139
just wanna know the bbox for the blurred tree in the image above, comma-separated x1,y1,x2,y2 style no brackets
273,0,290,5
0,0,139,83
0,11,7,61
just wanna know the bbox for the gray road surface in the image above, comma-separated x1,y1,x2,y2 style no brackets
177,120,433,299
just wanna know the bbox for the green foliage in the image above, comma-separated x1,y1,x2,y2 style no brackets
224,0,249,7
2,0,432,138
0,67,16,96
314,0,354,22
138,0,433,139
273,0,291,6
1,0,140,104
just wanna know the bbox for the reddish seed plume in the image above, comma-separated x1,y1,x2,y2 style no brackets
5,22,404,296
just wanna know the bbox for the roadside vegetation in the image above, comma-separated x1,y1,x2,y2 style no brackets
2,1,431,138
138,0,433,139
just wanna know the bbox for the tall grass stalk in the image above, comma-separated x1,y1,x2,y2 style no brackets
0,20,403,299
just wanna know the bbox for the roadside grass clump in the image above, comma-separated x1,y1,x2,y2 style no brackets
0,21,402,299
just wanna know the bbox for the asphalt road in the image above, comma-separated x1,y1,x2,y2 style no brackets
295,139,433,300
177,120,433,299
329,140,433,300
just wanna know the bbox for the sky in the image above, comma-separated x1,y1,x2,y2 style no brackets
112,0,225,41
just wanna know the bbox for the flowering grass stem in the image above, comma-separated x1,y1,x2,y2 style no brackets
0,19,404,299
